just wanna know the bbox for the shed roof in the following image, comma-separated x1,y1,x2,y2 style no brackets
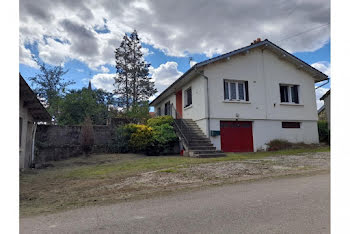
20,74,51,122
150,39,329,106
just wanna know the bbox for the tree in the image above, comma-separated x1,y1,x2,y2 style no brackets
58,87,117,125
30,59,75,120
114,30,157,110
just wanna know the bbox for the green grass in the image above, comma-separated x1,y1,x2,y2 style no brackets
33,146,330,180
20,146,329,217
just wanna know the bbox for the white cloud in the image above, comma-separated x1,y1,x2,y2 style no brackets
311,61,330,77
190,60,197,67
140,47,154,57
315,87,329,110
19,43,39,69
90,73,115,92
100,65,110,73
20,0,330,69
149,61,183,96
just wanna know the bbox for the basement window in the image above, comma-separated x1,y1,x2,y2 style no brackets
280,84,299,104
185,87,192,107
282,122,301,128
224,80,249,101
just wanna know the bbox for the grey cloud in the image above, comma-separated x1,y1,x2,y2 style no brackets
60,19,99,56
20,0,330,69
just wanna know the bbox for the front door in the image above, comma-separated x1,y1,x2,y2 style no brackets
176,90,183,118
220,121,254,152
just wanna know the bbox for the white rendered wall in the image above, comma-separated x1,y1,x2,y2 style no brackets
204,49,319,121
182,75,207,121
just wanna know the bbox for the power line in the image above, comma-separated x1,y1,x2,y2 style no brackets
276,23,330,43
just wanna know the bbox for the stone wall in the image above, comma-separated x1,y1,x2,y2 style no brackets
34,124,115,163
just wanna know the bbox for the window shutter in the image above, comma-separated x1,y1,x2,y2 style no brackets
224,81,228,99
244,81,249,101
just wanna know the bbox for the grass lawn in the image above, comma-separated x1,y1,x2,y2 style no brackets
20,146,329,217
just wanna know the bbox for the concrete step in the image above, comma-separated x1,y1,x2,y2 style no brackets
188,146,216,151
193,152,227,158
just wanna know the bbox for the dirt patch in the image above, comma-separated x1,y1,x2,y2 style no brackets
20,151,330,217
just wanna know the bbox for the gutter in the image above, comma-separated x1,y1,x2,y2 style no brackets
193,67,211,137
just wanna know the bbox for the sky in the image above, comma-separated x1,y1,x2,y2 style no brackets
19,0,330,109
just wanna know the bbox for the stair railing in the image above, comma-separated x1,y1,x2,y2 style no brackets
171,104,190,147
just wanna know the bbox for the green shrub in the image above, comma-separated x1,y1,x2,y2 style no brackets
318,120,330,144
147,116,174,127
266,139,293,151
129,125,154,152
110,116,179,155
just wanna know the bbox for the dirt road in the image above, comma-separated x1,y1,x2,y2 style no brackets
20,173,330,233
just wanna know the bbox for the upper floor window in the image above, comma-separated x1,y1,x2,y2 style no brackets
185,87,192,107
224,80,249,101
280,84,299,104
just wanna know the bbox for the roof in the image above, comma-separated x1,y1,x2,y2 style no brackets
150,39,329,106
320,89,330,100
20,74,52,122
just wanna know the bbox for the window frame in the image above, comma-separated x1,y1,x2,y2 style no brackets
282,121,301,128
280,84,300,104
164,101,171,115
184,87,192,108
224,80,247,101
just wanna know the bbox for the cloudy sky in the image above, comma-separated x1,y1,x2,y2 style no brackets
19,0,330,109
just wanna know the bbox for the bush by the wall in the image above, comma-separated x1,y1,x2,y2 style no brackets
129,125,154,152
110,116,179,155
266,139,293,151
147,115,173,127
318,120,330,144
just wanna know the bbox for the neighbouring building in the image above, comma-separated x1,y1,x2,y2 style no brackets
320,90,330,130
150,39,328,155
20,74,51,169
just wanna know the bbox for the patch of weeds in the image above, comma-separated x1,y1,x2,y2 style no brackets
159,168,179,173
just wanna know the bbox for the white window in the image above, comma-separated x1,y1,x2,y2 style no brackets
280,84,300,104
224,80,249,101
184,87,192,107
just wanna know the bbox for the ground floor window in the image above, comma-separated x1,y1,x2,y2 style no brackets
280,84,300,104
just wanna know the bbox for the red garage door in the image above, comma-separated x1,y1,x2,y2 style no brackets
220,121,253,152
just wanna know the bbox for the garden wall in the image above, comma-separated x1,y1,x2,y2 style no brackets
34,125,112,162
34,118,130,163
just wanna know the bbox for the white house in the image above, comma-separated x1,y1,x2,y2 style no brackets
150,39,328,154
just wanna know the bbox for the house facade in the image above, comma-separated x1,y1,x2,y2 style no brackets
20,74,51,169
150,39,328,153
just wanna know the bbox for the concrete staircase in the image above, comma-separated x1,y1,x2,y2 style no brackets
173,119,226,158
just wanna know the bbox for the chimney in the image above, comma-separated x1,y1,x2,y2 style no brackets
251,38,262,45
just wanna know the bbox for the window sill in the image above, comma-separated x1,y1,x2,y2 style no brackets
280,103,304,106
184,105,193,110
223,100,251,104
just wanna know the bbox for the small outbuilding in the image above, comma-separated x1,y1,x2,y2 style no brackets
19,74,51,169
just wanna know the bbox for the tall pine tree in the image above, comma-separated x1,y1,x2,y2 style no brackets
114,30,156,110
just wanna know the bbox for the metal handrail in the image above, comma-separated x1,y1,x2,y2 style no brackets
171,105,190,147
